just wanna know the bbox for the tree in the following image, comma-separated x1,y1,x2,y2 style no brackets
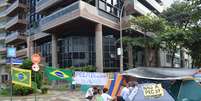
127,15,166,67
160,1,193,67
160,0,201,68
159,26,186,67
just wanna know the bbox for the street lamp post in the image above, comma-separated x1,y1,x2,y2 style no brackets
119,1,126,73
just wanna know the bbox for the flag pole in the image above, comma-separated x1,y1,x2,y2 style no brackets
10,57,13,101
35,71,37,101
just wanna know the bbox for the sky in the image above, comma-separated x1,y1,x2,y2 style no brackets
162,0,175,8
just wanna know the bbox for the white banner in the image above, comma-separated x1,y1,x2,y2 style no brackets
74,71,108,85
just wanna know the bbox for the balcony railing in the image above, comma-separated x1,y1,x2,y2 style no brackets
5,0,27,16
36,0,62,13
134,0,156,16
0,0,9,7
40,0,119,32
40,1,79,26
16,48,27,57
5,31,26,44
5,15,27,30
0,59,6,64
146,0,163,13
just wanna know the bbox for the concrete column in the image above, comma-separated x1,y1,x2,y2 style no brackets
27,36,33,58
128,45,133,68
52,34,58,68
95,24,103,72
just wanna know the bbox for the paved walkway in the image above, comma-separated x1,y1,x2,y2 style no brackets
0,90,86,101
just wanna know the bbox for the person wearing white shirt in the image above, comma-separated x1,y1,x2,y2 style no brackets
120,84,130,101
85,86,98,100
101,88,114,101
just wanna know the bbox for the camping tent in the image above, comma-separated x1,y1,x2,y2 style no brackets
122,67,201,101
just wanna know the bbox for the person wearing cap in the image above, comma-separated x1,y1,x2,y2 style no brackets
101,88,115,101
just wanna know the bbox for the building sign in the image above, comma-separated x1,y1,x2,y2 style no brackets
143,84,164,97
74,71,108,85
7,47,16,58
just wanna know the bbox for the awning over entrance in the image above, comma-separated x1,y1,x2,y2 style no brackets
122,67,198,80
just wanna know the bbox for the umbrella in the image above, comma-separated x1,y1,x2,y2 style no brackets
127,84,175,101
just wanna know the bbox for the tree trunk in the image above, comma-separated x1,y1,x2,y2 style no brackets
180,47,185,68
128,45,134,68
171,49,176,68
148,48,155,67
144,47,149,67
156,48,161,67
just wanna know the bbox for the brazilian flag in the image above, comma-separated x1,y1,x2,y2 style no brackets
45,67,73,81
11,67,32,87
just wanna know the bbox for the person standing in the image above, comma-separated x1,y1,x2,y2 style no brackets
120,83,130,101
101,88,115,101
86,86,98,100
92,88,104,101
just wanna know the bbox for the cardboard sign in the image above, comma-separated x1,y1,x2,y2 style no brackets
74,71,108,85
143,84,164,97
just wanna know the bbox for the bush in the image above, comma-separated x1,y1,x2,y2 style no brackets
12,84,33,96
0,88,9,96
41,87,48,94
12,82,37,96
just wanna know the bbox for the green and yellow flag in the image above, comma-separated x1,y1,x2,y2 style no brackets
45,67,73,81
11,67,32,87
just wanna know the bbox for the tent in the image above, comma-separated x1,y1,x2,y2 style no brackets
122,67,197,80
127,84,175,101
122,67,201,101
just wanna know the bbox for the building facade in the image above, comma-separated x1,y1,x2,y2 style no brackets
3,0,192,73
0,0,9,84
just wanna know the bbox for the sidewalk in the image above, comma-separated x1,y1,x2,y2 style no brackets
0,90,86,101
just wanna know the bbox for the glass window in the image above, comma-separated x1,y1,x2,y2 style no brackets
98,0,121,17
99,1,106,10
1,74,8,83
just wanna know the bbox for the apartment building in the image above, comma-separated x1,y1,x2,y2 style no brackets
0,0,9,84
4,0,191,73
26,0,164,72
5,0,28,59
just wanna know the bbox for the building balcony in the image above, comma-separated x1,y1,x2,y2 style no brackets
5,31,26,44
0,59,6,64
126,0,156,16
36,0,63,13
40,0,119,33
0,48,6,53
16,48,27,58
145,0,163,13
5,0,27,17
0,24,5,30
0,0,10,8
122,16,142,31
5,15,27,31
0,34,6,40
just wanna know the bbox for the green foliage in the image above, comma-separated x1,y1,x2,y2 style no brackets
70,65,96,72
0,88,9,96
129,15,166,33
12,82,37,96
160,0,201,67
41,87,48,94
20,58,32,69
20,58,42,89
